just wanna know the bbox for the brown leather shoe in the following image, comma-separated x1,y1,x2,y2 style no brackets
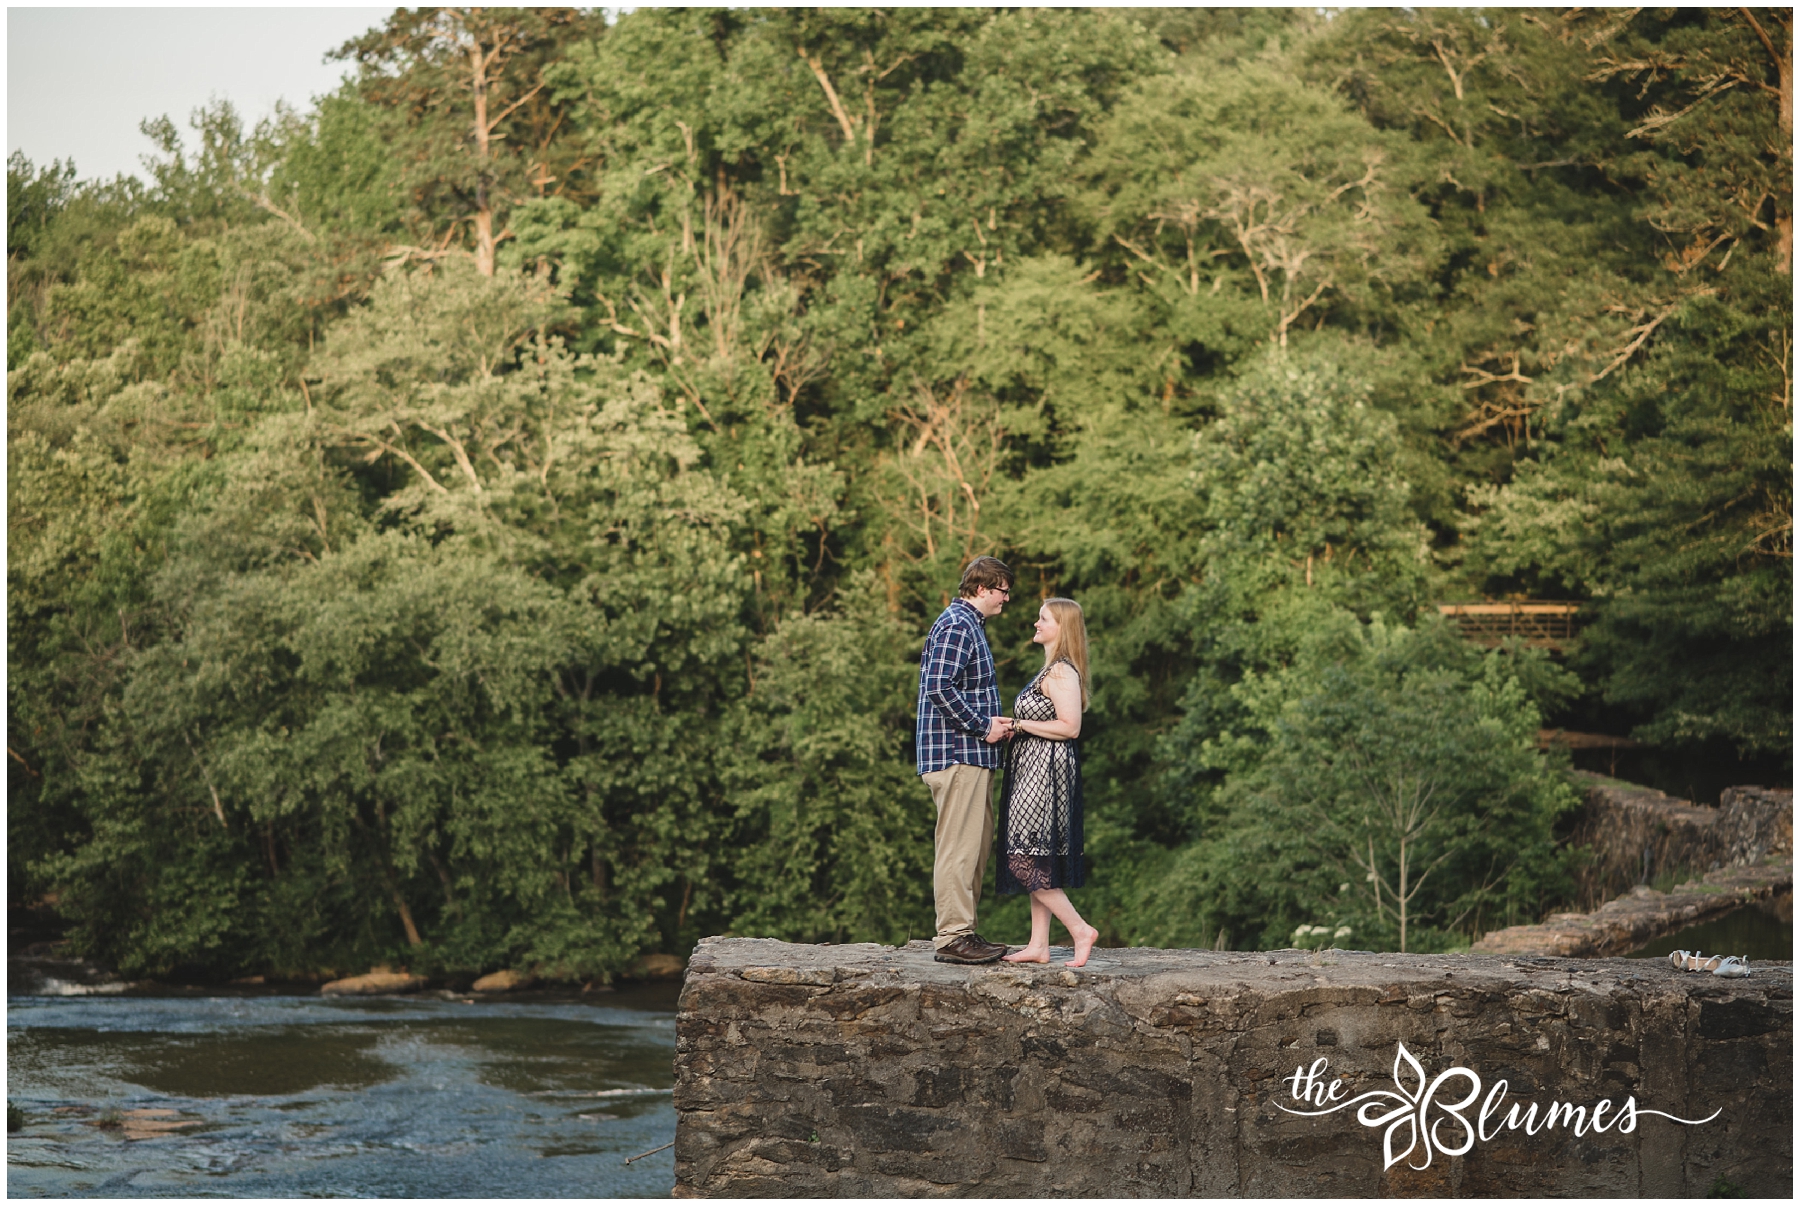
933,933,1008,964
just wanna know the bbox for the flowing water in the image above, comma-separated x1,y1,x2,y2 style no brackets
6,975,680,1198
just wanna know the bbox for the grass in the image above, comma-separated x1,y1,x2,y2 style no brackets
1648,865,1700,894
1577,773,1640,789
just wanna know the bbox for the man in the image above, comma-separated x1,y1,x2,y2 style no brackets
916,555,1017,964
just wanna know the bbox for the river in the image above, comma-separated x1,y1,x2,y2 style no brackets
6,973,679,1198
1623,898,1793,962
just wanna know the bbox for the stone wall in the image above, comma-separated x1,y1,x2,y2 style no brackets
1568,773,1793,910
1471,857,1791,958
1718,786,1795,868
1469,774,1797,957
674,938,1791,1198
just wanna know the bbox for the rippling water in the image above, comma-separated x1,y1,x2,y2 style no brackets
6,982,679,1198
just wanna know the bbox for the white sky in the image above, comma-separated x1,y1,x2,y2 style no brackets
8,7,395,182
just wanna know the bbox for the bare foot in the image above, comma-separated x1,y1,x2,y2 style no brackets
1003,945,1051,964
1063,925,1099,968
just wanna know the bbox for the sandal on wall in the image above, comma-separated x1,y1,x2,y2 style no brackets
1711,955,1752,978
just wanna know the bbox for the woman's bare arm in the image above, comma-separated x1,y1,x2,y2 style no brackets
1017,664,1082,740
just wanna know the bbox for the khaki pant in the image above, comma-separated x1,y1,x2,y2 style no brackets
922,764,994,948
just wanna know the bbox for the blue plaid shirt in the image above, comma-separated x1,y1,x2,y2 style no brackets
916,599,1002,775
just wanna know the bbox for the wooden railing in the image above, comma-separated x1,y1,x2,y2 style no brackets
1535,728,1639,750
1435,601,1580,650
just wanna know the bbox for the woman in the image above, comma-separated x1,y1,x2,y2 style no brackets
998,597,1099,968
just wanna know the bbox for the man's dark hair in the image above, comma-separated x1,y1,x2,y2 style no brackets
958,556,1014,598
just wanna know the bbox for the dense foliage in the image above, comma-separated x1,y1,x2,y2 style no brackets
9,8,1789,975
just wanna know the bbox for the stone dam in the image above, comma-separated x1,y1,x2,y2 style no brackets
673,937,1790,1197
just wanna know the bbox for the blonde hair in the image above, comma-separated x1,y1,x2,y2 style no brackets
1041,597,1090,708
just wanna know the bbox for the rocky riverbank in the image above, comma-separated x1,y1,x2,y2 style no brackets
1567,774,1792,910
1470,775,1793,958
1472,857,1791,957
7,947,688,997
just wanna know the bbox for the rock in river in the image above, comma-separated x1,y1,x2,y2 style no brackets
320,971,428,996
472,968,536,993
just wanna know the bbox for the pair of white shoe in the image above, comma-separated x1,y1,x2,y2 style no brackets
1668,949,1752,977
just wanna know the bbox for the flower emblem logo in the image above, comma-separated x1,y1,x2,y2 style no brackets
1355,1042,1481,1170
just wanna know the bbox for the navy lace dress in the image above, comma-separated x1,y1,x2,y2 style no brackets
996,659,1085,894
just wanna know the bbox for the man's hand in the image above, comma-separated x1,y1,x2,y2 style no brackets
985,715,1011,744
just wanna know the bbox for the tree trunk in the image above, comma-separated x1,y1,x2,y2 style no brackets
371,793,423,947
390,881,423,947
474,205,497,277
427,847,463,921
1775,26,1791,275
470,39,497,276
1742,7,1792,272
1397,838,1409,953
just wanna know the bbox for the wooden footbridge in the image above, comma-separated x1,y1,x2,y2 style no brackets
1435,600,1581,651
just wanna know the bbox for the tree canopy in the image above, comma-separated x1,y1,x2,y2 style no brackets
8,7,1789,977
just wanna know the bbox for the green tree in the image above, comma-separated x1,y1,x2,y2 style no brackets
336,7,601,275
720,572,934,944
1140,615,1579,953
8,7,1787,978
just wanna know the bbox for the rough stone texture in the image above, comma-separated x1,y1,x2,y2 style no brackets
1718,786,1795,868
1568,773,1792,909
319,971,427,996
674,938,1791,1198
472,968,536,993
1471,857,1792,957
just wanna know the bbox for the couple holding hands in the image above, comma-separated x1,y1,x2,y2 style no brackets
915,556,1097,968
